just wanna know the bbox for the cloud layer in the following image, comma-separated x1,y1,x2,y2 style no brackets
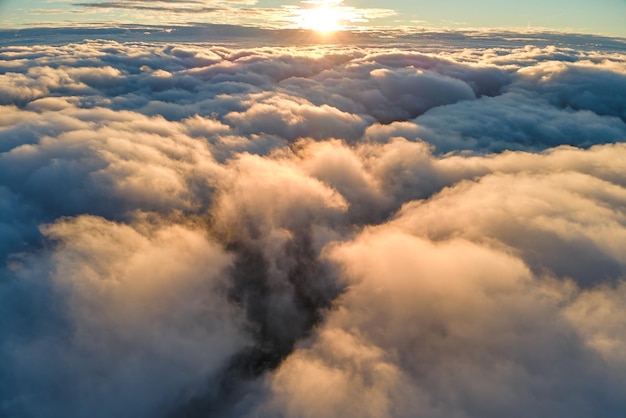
1,31,626,417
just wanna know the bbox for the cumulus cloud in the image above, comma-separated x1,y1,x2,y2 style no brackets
1,28,626,418
3,215,246,418
413,92,626,153
262,231,626,418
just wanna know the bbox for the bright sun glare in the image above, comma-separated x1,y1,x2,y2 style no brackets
298,2,346,33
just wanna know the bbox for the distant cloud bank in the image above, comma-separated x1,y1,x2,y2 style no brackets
1,29,626,418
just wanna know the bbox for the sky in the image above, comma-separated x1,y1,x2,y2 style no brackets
0,0,625,37
1,1,626,418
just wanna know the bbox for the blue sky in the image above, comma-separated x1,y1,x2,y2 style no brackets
0,0,625,36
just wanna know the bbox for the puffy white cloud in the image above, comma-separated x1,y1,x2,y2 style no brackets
511,59,626,119
413,92,626,153
3,216,247,418
262,229,626,418
224,93,370,141
1,30,626,418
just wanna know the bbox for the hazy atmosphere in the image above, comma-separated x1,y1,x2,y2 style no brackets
1,1,626,417
1,0,626,36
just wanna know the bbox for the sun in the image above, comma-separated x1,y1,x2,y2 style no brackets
301,6,341,32
297,2,346,33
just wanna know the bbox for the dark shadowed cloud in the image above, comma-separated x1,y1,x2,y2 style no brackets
73,0,227,14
